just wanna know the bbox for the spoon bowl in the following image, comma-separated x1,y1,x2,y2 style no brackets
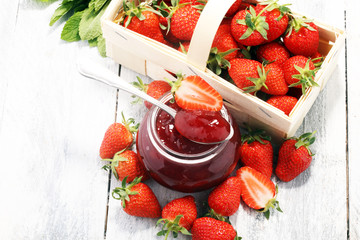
77,57,233,144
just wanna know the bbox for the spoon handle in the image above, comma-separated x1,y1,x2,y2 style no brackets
77,56,176,118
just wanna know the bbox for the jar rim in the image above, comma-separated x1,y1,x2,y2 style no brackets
148,92,230,165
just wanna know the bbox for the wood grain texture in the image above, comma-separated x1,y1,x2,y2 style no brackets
346,0,360,238
0,1,115,239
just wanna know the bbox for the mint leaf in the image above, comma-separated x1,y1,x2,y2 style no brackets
97,35,106,57
79,7,102,40
61,11,83,42
88,38,98,47
49,1,74,26
94,0,108,12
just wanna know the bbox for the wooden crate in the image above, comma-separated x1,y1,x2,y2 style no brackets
101,0,345,139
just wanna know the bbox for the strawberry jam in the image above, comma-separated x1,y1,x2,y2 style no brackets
136,93,241,192
174,109,231,143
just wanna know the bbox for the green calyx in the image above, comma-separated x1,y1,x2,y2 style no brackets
237,6,269,40
289,59,319,95
112,176,142,208
207,47,238,76
121,111,139,134
243,65,269,94
205,208,230,223
241,125,271,145
258,185,282,220
156,214,192,240
286,16,316,36
122,0,162,27
165,72,184,103
258,0,292,21
292,131,316,156
131,76,148,105
101,149,128,179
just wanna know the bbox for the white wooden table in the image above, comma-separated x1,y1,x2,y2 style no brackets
0,0,358,239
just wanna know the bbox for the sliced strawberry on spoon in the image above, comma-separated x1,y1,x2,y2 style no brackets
236,166,282,219
169,74,223,111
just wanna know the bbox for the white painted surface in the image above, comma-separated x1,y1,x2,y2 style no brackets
0,0,357,240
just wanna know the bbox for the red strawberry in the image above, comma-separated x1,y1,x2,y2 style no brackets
170,4,201,41
133,77,171,109
228,58,262,91
212,24,241,61
239,128,273,179
254,2,290,42
170,74,223,111
231,6,269,46
311,51,324,68
157,195,197,239
275,132,316,182
258,63,289,95
282,55,318,95
283,18,319,57
266,95,298,116
112,177,161,218
208,176,242,218
225,0,242,17
237,166,281,219
99,113,138,159
256,41,290,66
102,149,149,183
122,2,166,44
191,217,239,240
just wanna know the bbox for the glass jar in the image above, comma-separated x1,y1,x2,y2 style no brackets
136,93,241,192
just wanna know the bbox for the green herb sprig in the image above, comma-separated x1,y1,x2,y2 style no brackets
49,0,111,57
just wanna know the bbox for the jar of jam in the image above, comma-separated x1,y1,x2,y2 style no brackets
136,93,241,192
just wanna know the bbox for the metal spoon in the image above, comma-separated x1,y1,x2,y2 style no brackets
77,57,233,144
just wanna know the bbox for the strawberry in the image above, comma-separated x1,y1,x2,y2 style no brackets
228,58,262,91
225,0,242,17
311,51,324,68
157,195,197,239
178,41,190,53
102,149,149,183
275,132,316,182
132,77,171,109
254,2,290,42
169,74,223,111
246,63,288,95
231,6,268,46
266,95,298,116
112,177,161,218
239,128,273,179
191,217,239,240
170,4,202,41
122,1,166,44
283,17,319,57
237,166,281,219
256,41,290,66
282,55,318,95
212,24,241,61
208,176,242,218
99,113,138,159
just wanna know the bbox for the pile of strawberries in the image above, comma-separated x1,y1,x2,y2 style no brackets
118,0,324,117
99,72,317,239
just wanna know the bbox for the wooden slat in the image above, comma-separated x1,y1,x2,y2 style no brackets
0,2,115,239
346,0,360,238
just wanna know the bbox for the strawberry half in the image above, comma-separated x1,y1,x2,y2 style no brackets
169,74,223,111
236,166,282,219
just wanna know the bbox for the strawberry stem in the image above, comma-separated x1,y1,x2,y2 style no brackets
156,214,192,240
288,59,318,95
241,125,271,144
112,177,142,208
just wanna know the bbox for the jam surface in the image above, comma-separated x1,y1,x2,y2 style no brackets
156,102,215,154
174,109,231,143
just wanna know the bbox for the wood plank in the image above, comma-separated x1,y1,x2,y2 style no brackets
346,0,360,238
0,1,116,239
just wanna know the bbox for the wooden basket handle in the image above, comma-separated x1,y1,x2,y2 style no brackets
186,0,237,71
